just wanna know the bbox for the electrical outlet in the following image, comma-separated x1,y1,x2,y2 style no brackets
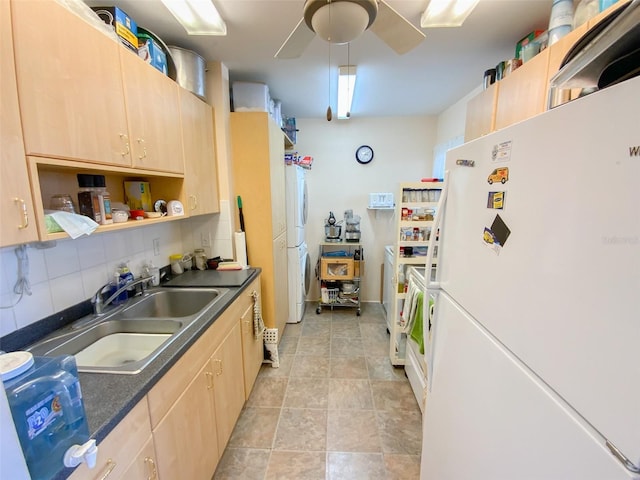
153,238,160,256
201,232,211,248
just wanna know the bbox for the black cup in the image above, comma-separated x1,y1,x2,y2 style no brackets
483,68,496,89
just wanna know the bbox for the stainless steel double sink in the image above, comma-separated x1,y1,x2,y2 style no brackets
27,288,230,375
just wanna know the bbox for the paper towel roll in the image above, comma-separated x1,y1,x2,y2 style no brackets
234,231,248,268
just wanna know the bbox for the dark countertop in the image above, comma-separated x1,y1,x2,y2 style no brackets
1,268,260,480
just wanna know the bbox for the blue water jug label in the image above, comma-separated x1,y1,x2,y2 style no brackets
25,392,64,440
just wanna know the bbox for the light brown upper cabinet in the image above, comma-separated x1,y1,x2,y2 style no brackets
464,82,499,143
494,48,550,131
12,0,185,174
179,89,220,214
12,0,131,167
1,0,38,247
120,49,185,174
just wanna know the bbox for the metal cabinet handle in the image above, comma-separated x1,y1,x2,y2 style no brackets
137,138,147,159
213,359,223,376
97,459,116,480
205,371,214,390
13,198,29,229
119,133,130,156
189,194,198,211
144,456,157,480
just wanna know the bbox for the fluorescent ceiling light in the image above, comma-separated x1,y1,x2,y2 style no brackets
161,0,227,35
420,0,480,28
337,65,356,119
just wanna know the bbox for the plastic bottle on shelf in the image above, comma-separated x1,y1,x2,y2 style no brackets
93,175,113,225
398,270,405,293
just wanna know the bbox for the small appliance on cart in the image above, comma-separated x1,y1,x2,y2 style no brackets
316,240,363,316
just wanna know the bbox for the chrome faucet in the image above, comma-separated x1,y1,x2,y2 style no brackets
92,276,153,316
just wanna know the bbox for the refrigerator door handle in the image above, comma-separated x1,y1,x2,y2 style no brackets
605,440,640,474
424,171,450,392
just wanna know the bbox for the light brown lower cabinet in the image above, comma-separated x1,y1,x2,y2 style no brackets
69,399,155,480
240,285,264,400
152,360,219,479
147,276,261,479
151,318,246,480
120,438,159,480
70,276,262,480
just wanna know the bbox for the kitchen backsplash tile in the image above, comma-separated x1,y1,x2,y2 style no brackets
0,293,18,336
76,235,107,270
80,263,110,300
44,240,80,279
50,273,85,313
14,281,54,330
0,212,236,336
0,249,15,296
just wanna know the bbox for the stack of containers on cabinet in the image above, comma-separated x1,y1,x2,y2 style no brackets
232,81,284,127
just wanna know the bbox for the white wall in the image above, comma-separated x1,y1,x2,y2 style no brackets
295,115,437,303
435,85,481,145
0,210,233,337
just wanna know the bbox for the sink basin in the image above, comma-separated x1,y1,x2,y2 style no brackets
74,332,172,368
121,289,221,318
31,319,182,374
27,287,230,374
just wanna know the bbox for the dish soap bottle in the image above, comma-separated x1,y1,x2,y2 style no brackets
116,263,134,303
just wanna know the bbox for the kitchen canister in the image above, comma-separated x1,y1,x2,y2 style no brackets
168,46,206,100
548,0,574,46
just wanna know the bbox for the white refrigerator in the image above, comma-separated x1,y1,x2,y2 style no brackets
421,75,640,479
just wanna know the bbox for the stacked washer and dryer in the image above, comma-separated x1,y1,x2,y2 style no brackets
285,165,310,323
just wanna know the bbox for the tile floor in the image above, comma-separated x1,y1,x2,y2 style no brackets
213,302,422,479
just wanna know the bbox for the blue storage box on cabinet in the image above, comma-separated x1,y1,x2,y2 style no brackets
92,6,138,52
137,32,167,74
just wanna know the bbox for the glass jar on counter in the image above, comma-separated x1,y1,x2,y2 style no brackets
194,249,207,270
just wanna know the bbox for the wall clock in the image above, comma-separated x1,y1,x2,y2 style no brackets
355,145,374,164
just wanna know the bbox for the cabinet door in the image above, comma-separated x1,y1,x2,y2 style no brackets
240,281,264,400
211,322,245,454
153,361,219,480
494,48,550,130
117,437,158,480
180,89,219,215
464,82,499,142
1,0,38,247
120,49,184,174
273,233,289,335
69,399,151,480
269,120,287,238
11,0,131,166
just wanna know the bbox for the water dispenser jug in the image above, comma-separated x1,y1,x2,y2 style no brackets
1,352,94,480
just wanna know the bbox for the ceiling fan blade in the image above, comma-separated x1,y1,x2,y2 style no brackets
275,18,316,59
370,0,426,55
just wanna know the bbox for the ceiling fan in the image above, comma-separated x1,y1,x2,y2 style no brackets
275,0,426,59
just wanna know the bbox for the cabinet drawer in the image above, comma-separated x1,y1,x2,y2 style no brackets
321,257,354,280
69,398,151,480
